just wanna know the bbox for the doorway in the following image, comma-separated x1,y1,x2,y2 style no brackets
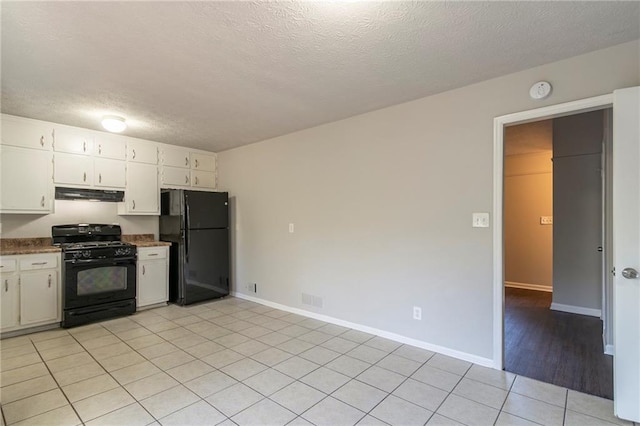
493,95,613,396
502,110,613,398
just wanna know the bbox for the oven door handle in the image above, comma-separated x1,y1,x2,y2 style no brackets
67,257,137,265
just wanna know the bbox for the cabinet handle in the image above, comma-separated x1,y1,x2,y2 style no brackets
195,159,199,168
98,144,102,155
148,253,158,257
31,262,47,266
185,157,189,166
185,175,189,184
99,173,102,184
83,141,86,152
40,136,45,147
142,265,146,275
4,279,8,292
132,149,136,159
48,274,52,288
195,177,199,185
132,200,136,210
41,195,45,207
83,172,87,182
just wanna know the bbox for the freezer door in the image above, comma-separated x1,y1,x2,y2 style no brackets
185,190,228,229
183,228,229,304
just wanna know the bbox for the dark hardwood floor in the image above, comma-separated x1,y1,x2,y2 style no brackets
504,287,613,399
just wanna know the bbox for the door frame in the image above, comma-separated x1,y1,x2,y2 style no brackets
492,93,613,369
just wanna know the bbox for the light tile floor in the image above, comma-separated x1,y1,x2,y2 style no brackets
0,297,636,426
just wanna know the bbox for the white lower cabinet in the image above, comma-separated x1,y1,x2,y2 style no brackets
1,275,19,329
20,270,58,325
0,253,61,333
137,246,169,308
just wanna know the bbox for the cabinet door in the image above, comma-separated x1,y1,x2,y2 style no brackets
161,166,190,187
54,153,93,186
191,153,216,172
0,146,53,213
124,163,159,213
138,259,168,307
1,116,53,150
160,146,191,168
127,140,158,164
191,170,216,189
94,134,126,160
94,158,126,188
20,271,58,325
1,275,19,330
54,128,93,155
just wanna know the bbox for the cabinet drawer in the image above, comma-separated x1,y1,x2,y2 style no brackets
0,258,17,273
19,255,58,271
138,247,167,260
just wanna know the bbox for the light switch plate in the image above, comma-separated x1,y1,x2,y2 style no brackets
288,223,294,233
472,212,490,228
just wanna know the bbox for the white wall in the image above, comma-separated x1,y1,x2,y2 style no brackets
504,151,553,290
218,41,639,362
0,201,158,238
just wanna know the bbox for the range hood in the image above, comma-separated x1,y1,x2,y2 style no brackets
55,187,124,202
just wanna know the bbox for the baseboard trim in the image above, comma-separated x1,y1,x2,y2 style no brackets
605,344,614,356
550,302,602,318
231,291,494,368
504,281,552,292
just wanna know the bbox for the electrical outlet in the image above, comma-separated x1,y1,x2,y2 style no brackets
472,212,490,228
288,223,295,233
413,306,422,320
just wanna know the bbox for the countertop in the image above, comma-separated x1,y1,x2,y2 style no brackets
0,234,170,255
0,238,61,256
122,234,172,248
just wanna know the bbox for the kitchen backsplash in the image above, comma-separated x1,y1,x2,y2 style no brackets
0,200,158,239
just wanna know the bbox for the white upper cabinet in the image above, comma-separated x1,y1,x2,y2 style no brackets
191,170,216,189
94,134,126,160
54,153,93,186
119,162,159,215
162,166,190,187
1,116,54,151
160,146,191,169
191,153,216,172
94,158,126,188
127,139,158,164
54,127,94,155
0,145,53,213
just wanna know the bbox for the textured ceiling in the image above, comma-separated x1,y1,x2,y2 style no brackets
1,2,639,152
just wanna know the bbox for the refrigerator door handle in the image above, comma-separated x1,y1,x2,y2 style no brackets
185,198,190,262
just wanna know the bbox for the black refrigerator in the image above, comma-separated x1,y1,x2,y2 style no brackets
159,190,230,305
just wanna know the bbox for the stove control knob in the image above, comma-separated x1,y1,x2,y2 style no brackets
83,250,91,258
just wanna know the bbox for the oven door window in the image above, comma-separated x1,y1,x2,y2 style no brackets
77,266,128,295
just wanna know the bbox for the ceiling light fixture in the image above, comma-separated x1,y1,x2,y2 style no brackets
101,115,127,133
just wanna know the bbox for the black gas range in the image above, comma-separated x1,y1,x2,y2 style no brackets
52,224,137,328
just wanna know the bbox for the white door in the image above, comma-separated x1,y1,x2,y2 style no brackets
613,86,640,422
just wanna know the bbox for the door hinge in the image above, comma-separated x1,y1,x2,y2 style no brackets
612,267,616,276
